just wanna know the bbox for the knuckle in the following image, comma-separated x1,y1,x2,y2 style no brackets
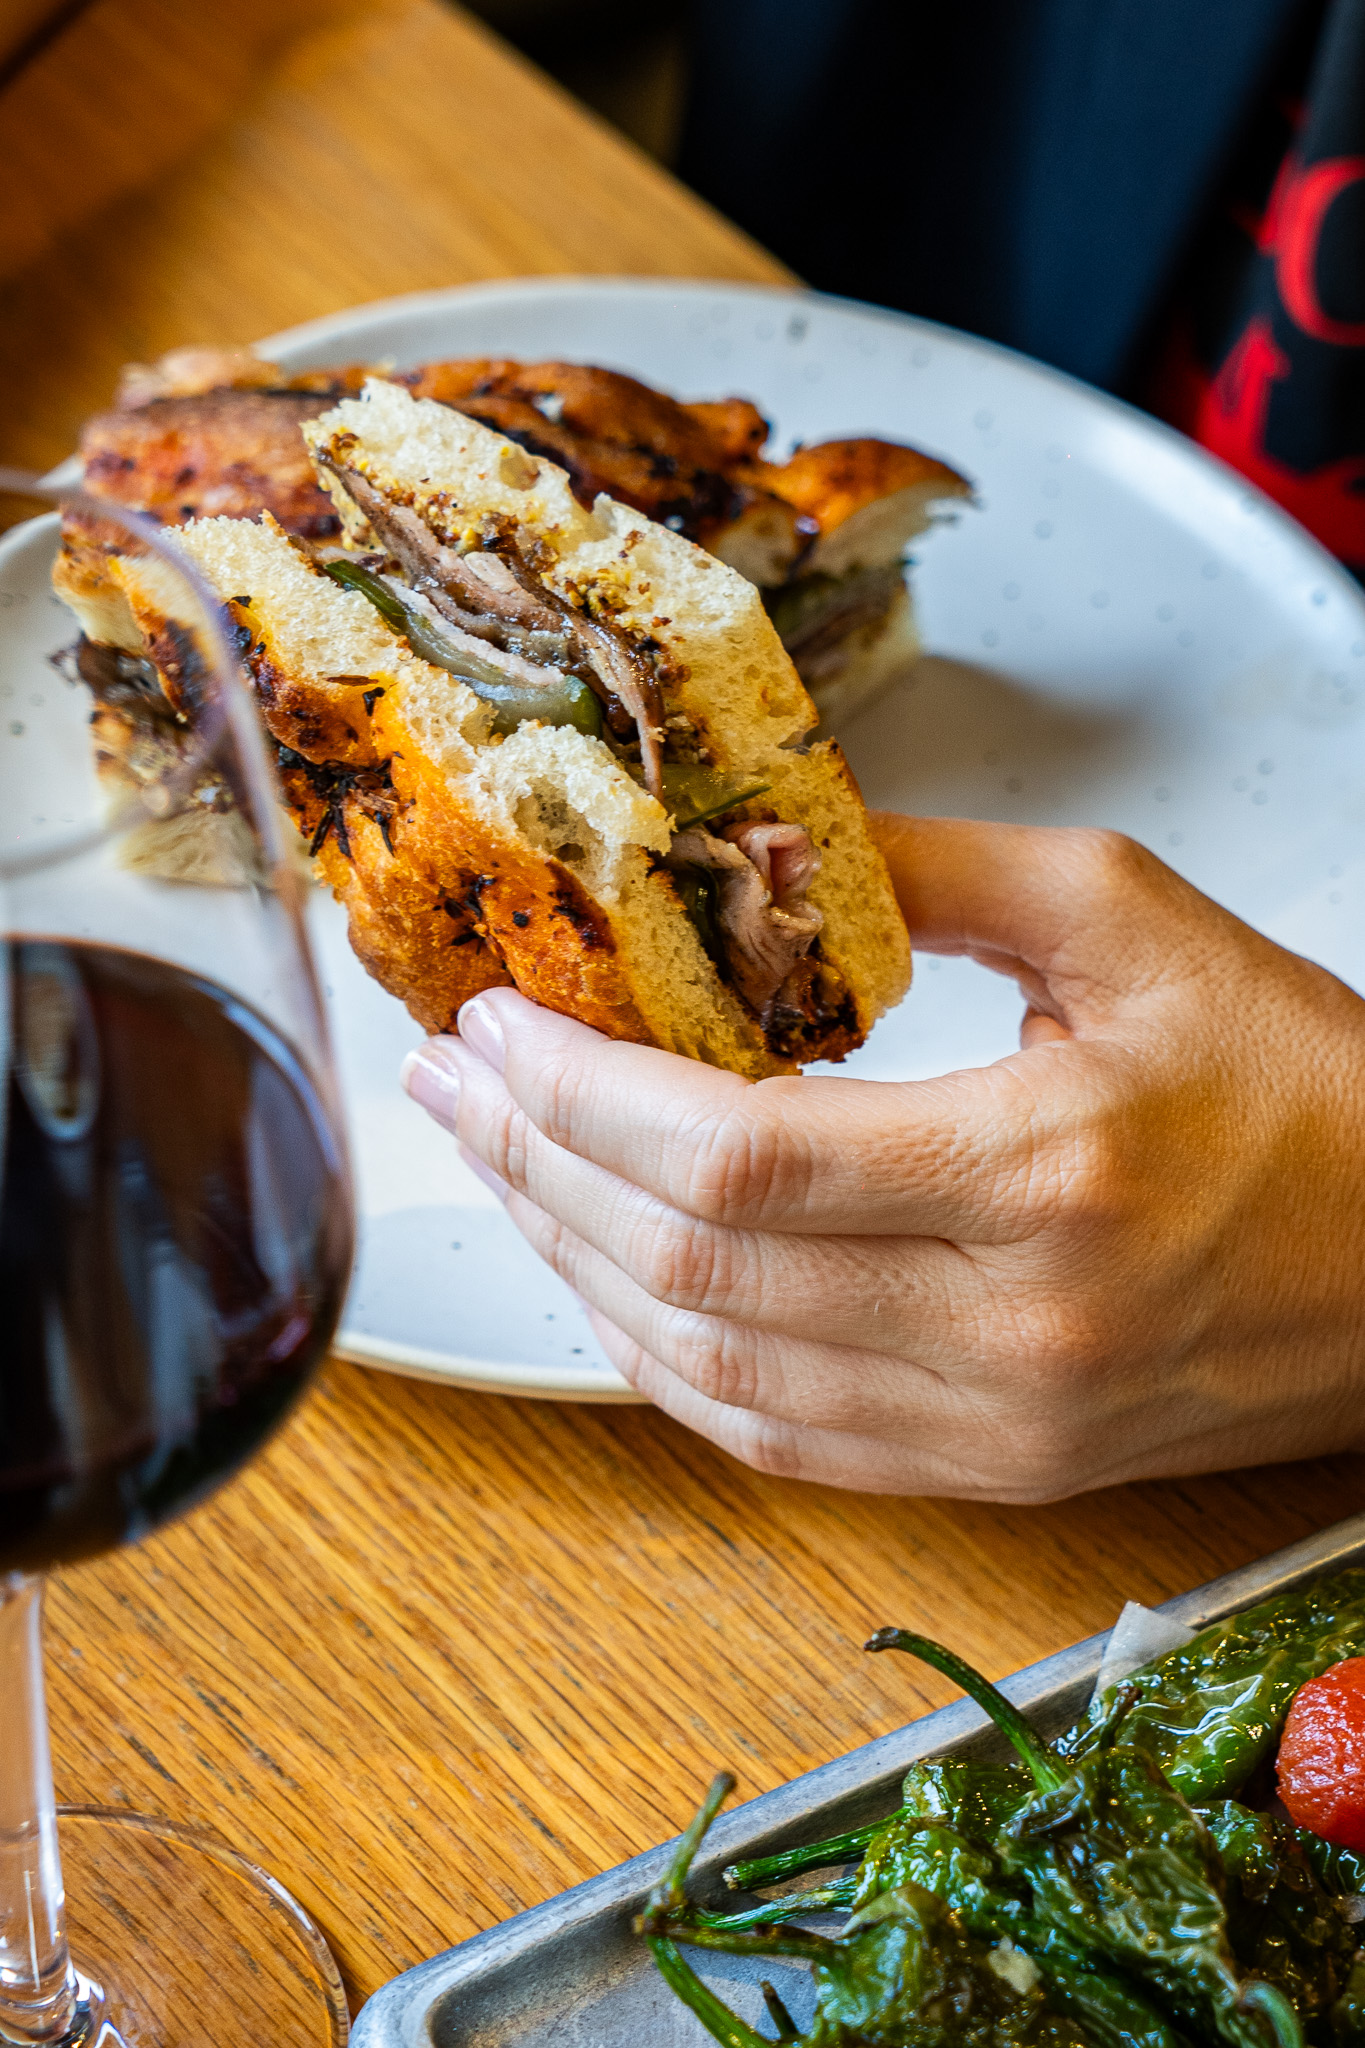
1013,1116,1135,1239
974,1399,1091,1503
482,1097,533,1191
1067,826,1154,895
963,1300,1113,1498
731,1413,807,1480
1055,1123,1135,1233
535,1055,585,1154
627,1212,751,1316
660,1309,761,1411
681,1102,810,1227
630,1212,715,1307
997,1443,1085,1505
1014,1292,1111,1389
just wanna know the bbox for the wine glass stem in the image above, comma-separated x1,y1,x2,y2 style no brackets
0,1577,78,2045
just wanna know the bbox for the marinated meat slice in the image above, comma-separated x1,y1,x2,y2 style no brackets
326,465,565,645
669,821,823,1021
723,820,821,906
323,456,666,798
80,389,346,538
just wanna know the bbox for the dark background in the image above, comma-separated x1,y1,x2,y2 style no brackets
462,0,1320,396
464,0,691,167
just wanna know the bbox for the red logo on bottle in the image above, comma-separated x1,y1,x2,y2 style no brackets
1192,316,1365,568
1154,147,1365,572
1259,152,1365,347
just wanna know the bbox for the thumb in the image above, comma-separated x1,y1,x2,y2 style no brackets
868,814,1238,1028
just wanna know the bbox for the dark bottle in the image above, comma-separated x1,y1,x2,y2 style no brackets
1,940,352,1574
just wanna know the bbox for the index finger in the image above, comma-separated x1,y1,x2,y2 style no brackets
453,986,1062,1238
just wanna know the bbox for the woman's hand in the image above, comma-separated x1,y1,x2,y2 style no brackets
401,817,1365,1500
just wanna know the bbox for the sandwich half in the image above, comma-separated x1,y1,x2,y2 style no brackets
54,379,911,1079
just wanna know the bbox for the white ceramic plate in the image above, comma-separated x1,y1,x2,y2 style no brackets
10,277,1365,1400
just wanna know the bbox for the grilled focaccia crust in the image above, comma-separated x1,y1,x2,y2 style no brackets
79,346,971,724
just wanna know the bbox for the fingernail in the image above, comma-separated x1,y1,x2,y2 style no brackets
400,1042,461,1129
458,1142,509,1203
458,995,506,1073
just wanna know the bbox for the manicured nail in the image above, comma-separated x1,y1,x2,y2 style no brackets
400,1043,461,1129
459,995,506,1072
458,1142,509,1203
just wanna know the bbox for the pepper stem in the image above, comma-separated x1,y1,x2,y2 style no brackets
636,1776,839,1966
762,1980,799,2042
646,1937,771,2048
864,1631,1065,1792
639,1773,734,1931
1240,1979,1306,2048
725,1818,893,1893
659,1923,837,1963
697,1875,858,1932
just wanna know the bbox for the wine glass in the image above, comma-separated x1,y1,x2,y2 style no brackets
0,478,355,2046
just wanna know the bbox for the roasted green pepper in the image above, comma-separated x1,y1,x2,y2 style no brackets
719,1767,1029,1906
670,860,728,970
870,1633,1304,2048
901,1761,1034,1843
805,1882,1092,2048
1333,1954,1365,2048
1002,1750,1301,2048
641,1778,1093,2048
855,1818,1186,2048
629,760,773,829
1294,1831,1365,1904
645,1589,1365,2048
1060,1574,1365,1805
323,557,603,738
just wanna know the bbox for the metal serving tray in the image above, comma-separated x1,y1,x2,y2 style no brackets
352,1511,1365,2048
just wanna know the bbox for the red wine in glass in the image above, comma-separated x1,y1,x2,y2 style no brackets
2,940,351,1577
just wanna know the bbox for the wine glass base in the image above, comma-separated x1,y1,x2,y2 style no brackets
40,1807,349,2047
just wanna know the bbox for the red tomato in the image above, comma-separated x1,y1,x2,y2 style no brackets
1277,1656,1365,1853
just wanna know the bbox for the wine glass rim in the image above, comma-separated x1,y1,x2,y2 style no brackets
0,471,290,884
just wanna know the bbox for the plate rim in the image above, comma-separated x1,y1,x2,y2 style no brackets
332,1333,644,1403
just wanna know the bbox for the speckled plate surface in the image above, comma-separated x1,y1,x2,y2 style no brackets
10,277,1365,1398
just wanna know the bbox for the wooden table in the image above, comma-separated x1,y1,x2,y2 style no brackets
4,0,1364,2018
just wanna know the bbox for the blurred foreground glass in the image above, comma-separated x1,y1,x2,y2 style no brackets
0,481,354,2045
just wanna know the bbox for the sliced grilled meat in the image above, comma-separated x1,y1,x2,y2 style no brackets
322,455,666,799
669,821,823,1023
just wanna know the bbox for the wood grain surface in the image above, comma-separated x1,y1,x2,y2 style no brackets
0,0,782,484
4,0,1364,2021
